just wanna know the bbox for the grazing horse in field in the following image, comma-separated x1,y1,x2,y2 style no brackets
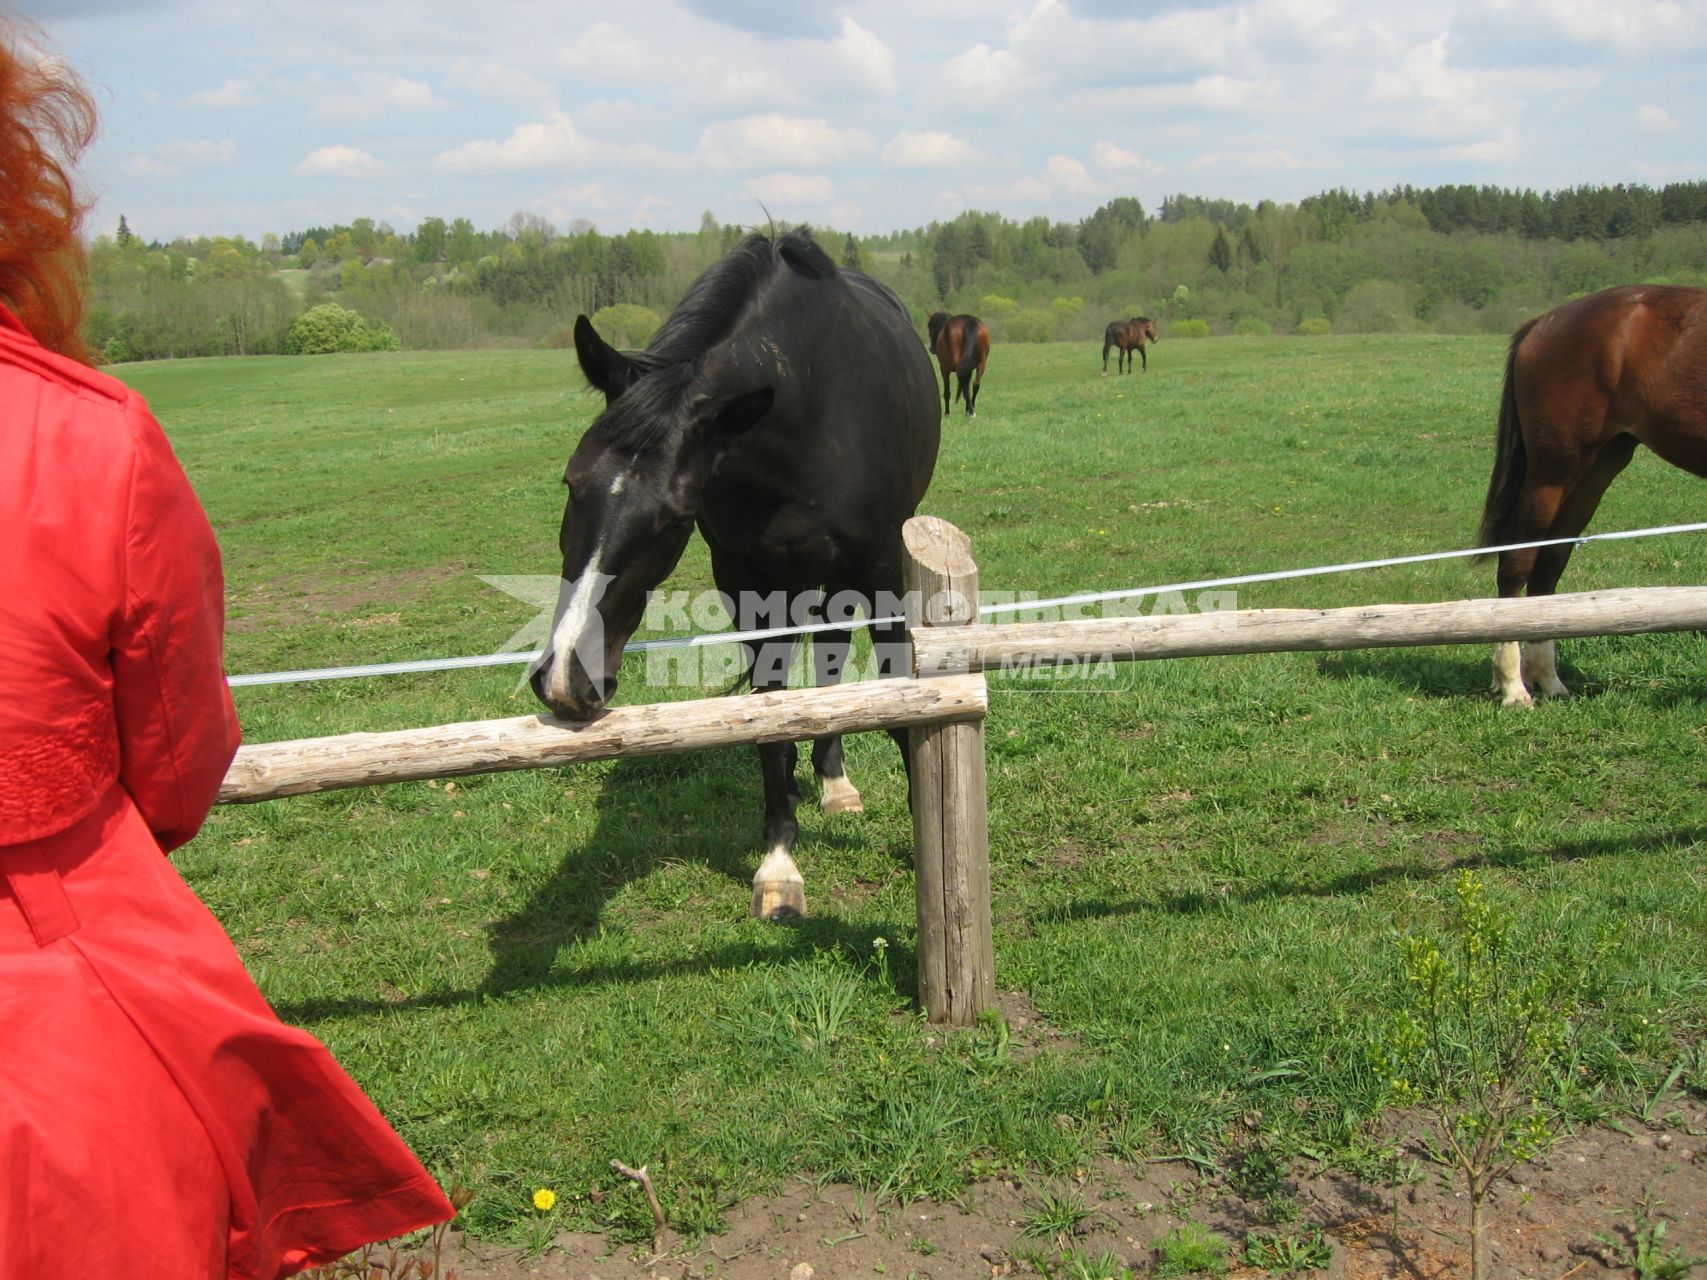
1102,316,1159,374
530,230,942,917
926,311,991,417
1479,284,1707,705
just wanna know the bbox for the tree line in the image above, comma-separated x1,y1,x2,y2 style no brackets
83,180,1707,362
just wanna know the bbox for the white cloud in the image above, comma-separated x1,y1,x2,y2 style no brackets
743,172,836,205
122,137,237,176
1006,0,1252,85
1091,140,1165,178
1636,104,1679,133
627,193,677,227
435,112,594,172
831,18,897,97
558,21,650,81
940,43,1028,102
691,63,796,113
1043,153,1096,194
964,152,1109,209
447,58,555,106
884,131,978,167
1187,148,1302,174
1494,0,1707,54
179,78,258,110
1367,34,1504,143
695,114,873,171
294,145,381,178
311,74,442,122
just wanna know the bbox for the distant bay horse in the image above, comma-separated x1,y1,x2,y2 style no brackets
530,230,941,917
1479,284,1707,705
927,311,991,417
1102,316,1159,374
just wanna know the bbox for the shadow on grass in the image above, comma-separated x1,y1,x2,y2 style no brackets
273,740,913,1023
1033,824,1707,928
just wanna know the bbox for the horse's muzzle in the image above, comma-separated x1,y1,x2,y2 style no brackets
529,661,617,722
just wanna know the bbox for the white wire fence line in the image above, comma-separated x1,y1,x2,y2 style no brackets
226,521,1707,689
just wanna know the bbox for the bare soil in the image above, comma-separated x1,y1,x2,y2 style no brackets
385,1097,1705,1280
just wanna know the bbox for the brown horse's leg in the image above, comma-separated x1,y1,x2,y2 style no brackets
939,362,952,416
1517,436,1640,700
1492,480,1569,705
1138,343,1147,373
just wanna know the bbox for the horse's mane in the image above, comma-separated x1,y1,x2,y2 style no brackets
599,229,834,451
0,20,96,363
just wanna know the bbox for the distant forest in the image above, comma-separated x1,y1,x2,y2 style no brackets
83,180,1707,361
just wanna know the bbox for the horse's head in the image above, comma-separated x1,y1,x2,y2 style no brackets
529,315,773,721
1138,317,1159,343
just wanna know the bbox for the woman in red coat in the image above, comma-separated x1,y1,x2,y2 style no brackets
0,24,454,1278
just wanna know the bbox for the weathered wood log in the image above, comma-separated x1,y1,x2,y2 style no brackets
217,673,987,804
911,586,1707,674
902,515,996,1028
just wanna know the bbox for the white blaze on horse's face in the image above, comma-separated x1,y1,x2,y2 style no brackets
537,542,614,715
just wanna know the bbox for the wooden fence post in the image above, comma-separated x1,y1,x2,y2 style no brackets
901,515,995,1026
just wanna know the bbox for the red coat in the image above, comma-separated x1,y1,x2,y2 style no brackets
0,306,453,1278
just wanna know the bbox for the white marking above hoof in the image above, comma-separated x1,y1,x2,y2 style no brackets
1523,640,1572,700
752,846,807,920
1491,641,1530,707
818,774,864,815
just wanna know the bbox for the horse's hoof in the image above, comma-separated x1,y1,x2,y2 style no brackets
818,774,863,815
752,879,807,920
1499,688,1535,708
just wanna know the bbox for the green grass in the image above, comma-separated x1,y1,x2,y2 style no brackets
114,336,1707,1243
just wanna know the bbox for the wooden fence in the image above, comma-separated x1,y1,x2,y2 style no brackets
218,516,1707,1024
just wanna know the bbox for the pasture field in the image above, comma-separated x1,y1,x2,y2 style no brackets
117,335,1705,1248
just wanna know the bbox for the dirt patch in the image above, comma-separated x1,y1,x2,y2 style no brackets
349,1099,1705,1279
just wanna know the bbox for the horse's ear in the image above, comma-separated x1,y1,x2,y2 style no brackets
778,233,837,281
695,388,775,452
574,315,640,401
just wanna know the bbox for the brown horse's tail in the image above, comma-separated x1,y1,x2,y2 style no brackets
954,321,980,399
1476,319,1536,557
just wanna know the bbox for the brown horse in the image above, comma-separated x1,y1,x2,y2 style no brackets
927,310,990,417
1102,316,1158,374
1479,284,1707,705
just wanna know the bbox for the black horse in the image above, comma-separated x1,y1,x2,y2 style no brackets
529,230,942,918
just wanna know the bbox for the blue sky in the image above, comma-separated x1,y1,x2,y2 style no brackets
30,0,1707,244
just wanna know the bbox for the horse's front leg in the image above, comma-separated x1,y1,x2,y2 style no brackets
753,738,807,918
1139,345,1148,373
743,629,808,918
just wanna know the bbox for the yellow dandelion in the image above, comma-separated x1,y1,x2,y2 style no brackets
532,1188,557,1212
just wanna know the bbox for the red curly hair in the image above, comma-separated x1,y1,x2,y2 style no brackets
0,19,96,363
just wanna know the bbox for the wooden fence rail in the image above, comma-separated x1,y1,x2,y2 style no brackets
911,585,1707,676
217,672,986,804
